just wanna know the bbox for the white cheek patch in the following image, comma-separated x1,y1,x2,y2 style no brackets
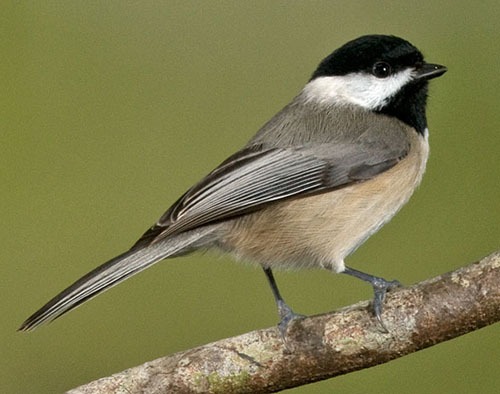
423,127,429,140
303,69,415,110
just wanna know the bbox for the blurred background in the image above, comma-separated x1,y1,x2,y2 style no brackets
2,1,499,393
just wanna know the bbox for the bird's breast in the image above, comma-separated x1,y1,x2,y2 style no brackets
221,130,429,272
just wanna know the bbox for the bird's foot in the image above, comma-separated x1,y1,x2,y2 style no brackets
276,299,305,340
343,266,402,332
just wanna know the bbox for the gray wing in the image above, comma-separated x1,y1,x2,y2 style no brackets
133,141,408,247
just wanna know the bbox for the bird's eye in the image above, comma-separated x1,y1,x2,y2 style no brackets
372,62,392,78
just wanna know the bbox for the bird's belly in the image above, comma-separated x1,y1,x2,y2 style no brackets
221,134,429,272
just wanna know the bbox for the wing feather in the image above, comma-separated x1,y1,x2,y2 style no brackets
133,141,408,247
158,149,328,237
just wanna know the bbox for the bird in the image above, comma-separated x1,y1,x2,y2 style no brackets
19,35,447,336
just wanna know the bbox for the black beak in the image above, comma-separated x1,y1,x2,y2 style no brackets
415,63,447,80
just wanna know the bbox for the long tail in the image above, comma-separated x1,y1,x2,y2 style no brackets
19,231,211,331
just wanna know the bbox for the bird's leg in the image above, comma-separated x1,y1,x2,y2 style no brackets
263,267,304,338
342,266,401,331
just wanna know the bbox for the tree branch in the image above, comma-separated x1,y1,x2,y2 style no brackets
68,250,500,394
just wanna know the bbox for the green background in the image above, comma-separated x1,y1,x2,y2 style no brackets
3,1,499,393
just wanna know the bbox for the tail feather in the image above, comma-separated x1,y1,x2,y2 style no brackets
19,235,198,331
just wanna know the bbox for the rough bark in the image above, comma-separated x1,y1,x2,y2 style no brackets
68,250,500,394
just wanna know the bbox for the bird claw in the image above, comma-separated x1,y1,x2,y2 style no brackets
371,277,401,331
343,266,402,331
276,300,305,340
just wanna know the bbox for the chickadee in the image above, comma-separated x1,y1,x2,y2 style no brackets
20,35,446,335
